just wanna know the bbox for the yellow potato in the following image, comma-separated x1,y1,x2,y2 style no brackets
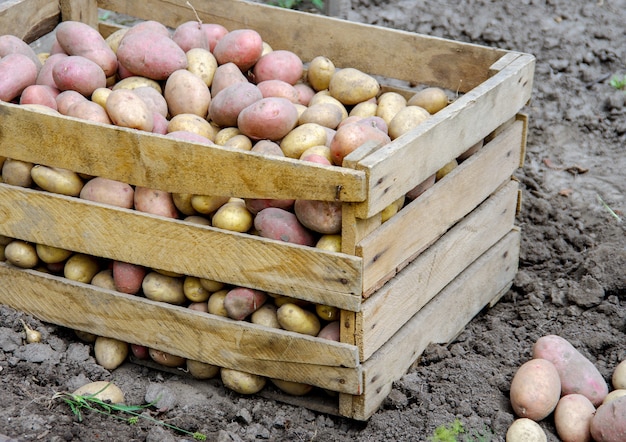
172,193,197,216
91,87,112,109
376,92,407,125
74,329,98,343
280,123,327,159
223,134,253,151
149,348,186,367
142,272,186,305
250,303,281,328
185,215,211,226
35,243,72,264
186,359,220,379
72,381,124,404
506,418,547,442
306,56,335,92
183,276,211,302
328,67,380,105
298,102,344,129
315,304,339,321
211,198,253,232
191,194,229,214
221,368,266,395
105,28,128,54
106,89,154,131
2,158,33,187
199,278,225,292
214,127,242,145
64,253,100,283
388,105,430,140
407,87,449,114
186,48,218,87
315,234,342,252
349,100,378,118
300,145,332,163
91,269,117,291
167,113,218,141
207,289,229,317
4,240,38,268
94,336,129,370
436,159,458,181
612,359,626,389
381,195,405,223
164,68,212,118
113,75,162,94
277,303,321,336
308,93,348,120
270,378,313,396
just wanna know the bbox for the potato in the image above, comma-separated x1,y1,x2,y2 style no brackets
603,389,626,405
381,195,405,223
280,123,327,159
2,158,34,187
300,145,332,163
328,67,380,105
251,139,284,156
277,303,321,336
315,304,339,321
72,381,124,404
142,272,186,305
131,86,168,118
36,53,68,88
185,47,218,87
31,166,83,196
66,100,112,124
376,92,407,125
191,194,229,215
213,127,242,145
509,358,561,421
250,303,281,328
19,84,59,110
212,198,254,232
106,89,154,131
208,82,263,128
213,29,263,71
257,79,300,103
294,199,342,235
298,102,344,129
308,93,349,120
0,53,38,101
64,253,100,283
315,234,341,252
237,97,299,141
186,359,220,380
307,56,335,92
506,418,547,442
223,134,253,150
74,329,97,343
164,69,212,118
112,76,162,94
172,20,208,52
613,360,626,390
4,240,38,268
91,269,117,291
349,99,378,118
94,336,129,370
294,82,315,106
79,177,135,209
224,287,267,320
171,193,197,216
210,62,248,97
36,243,72,264
252,50,303,85
273,295,309,308
201,23,229,52
117,30,188,80
112,261,146,295
388,105,430,140
54,21,118,77
254,207,316,246
270,378,313,396
122,20,171,40
188,301,209,312
436,159,458,181
590,395,626,442
199,278,225,292
167,113,218,140
0,34,42,72
317,320,341,341
134,187,178,218
105,28,128,54
207,289,229,317
221,368,266,395
406,173,436,200
130,343,150,360
166,130,214,145
149,348,186,367
55,90,86,115
183,276,211,303
554,394,595,442
532,334,609,406
407,87,449,114
329,121,391,166
52,55,107,96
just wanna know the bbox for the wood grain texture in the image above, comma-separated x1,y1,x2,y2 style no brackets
0,262,362,393
348,229,521,420
0,0,60,42
60,0,98,27
0,184,363,310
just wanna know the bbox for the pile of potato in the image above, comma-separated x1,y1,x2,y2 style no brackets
506,334,626,442
0,16,484,397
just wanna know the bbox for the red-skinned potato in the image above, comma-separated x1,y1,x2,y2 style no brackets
172,20,208,51
36,53,69,88
52,55,107,96
317,321,340,341
131,344,150,360
54,21,118,77
223,287,268,320
66,100,112,124
210,62,248,97
509,358,561,421
112,261,147,295
117,30,188,80
212,29,263,71
257,79,300,103
19,84,59,110
254,207,316,246
294,199,342,235
122,20,171,40
0,53,38,101
79,177,134,208
329,121,391,165
134,187,179,218
0,34,42,72
56,90,86,115
406,174,436,200
209,82,263,127
252,50,303,85
294,83,315,106
238,97,299,141
590,395,626,442
202,23,228,51
532,334,609,406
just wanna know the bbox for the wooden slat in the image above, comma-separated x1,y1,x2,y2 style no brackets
357,180,519,361
97,0,507,92
0,263,362,393
0,184,364,310
0,0,60,43
348,229,521,420
0,103,366,202
353,54,535,218
358,119,524,295
59,0,98,27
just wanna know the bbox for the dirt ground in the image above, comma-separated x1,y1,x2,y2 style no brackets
1,0,625,441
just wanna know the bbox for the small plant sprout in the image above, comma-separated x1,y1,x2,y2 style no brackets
271,0,324,11
429,419,465,442
53,384,207,441
609,73,626,90
597,194,623,223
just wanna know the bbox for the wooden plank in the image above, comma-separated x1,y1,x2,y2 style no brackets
358,119,524,295
0,263,362,393
59,0,98,28
0,103,366,203
0,184,364,310
348,229,521,420
0,0,60,43
353,54,535,218
357,180,519,361
97,0,508,92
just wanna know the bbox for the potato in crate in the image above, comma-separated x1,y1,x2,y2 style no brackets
0,0,534,420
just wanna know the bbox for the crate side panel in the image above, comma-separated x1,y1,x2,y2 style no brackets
358,119,524,294
0,184,363,309
98,0,507,92
358,180,519,361
0,0,60,43
0,263,363,392
346,229,520,420
0,104,366,202
355,54,535,218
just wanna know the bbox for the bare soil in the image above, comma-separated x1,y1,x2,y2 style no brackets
1,1,625,441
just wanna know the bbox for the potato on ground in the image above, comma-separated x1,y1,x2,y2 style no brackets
254,207,316,246
221,368,266,395
554,394,596,442
506,418,547,442
94,336,129,370
223,287,267,320
72,381,124,404
187,359,220,380
509,358,561,421
590,395,626,442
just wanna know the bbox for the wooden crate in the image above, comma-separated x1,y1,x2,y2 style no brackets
0,0,534,420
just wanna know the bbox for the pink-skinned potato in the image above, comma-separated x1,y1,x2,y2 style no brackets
0,53,38,102
237,97,299,141
317,321,340,341
257,79,300,103
164,69,212,118
134,187,179,219
80,177,134,208
329,120,391,165
52,55,106,96
166,130,215,145
590,395,626,442
509,358,561,421
532,334,609,406
252,50,303,85
55,90,87,115
122,20,171,40
19,85,59,110
54,21,118,77
172,20,208,52
210,62,249,97
254,207,316,246
66,100,112,124
36,53,69,88
224,287,268,320
202,23,228,51
113,261,147,295
117,30,188,80
245,198,295,215
554,394,596,442
208,82,263,127
213,29,263,72
0,34,42,72
294,199,342,235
